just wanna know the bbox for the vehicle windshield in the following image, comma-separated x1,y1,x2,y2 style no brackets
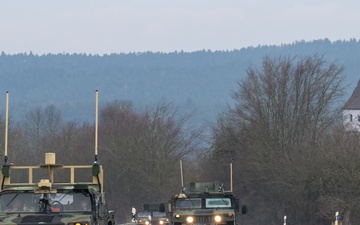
175,198,201,209
0,190,92,213
138,212,151,218
152,211,167,217
205,198,231,208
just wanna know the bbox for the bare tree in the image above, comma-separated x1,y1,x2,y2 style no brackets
21,105,63,164
55,121,94,164
0,115,26,166
210,54,346,225
99,100,203,223
312,126,360,224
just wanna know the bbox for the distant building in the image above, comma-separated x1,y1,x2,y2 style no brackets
343,80,360,131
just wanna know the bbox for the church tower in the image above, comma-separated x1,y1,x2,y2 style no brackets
343,80,360,131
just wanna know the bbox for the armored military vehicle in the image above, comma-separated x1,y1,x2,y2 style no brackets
143,203,169,225
167,161,246,225
134,209,152,225
0,91,115,225
132,203,168,225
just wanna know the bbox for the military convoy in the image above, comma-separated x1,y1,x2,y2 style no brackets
166,161,246,225
0,91,115,225
0,91,245,225
131,162,246,225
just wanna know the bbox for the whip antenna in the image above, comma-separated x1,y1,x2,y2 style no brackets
180,160,184,187
92,90,103,202
4,92,9,164
95,90,99,163
230,163,233,192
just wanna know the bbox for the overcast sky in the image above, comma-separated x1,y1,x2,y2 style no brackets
1,0,359,55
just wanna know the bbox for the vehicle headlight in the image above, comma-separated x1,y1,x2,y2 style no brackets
175,214,181,219
69,222,89,225
159,221,164,225
227,213,233,217
145,221,150,225
139,220,143,223
186,216,194,223
214,215,222,223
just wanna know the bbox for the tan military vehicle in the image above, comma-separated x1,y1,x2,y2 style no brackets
0,91,115,225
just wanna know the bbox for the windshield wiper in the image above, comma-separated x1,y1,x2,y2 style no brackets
5,192,21,208
219,198,229,206
58,189,72,202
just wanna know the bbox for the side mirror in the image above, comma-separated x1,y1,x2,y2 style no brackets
241,205,247,214
167,203,172,213
235,199,240,212
98,203,109,219
159,203,165,212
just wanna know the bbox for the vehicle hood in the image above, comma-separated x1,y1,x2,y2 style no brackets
0,213,92,225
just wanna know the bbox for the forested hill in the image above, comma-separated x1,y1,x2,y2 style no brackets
0,38,360,124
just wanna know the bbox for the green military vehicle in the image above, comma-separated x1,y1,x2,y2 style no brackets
167,162,246,225
0,91,115,225
132,203,168,225
133,209,152,225
143,204,169,225
168,181,246,225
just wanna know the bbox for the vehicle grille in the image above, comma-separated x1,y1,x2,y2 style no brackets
20,215,64,225
193,209,213,214
22,215,55,223
195,216,213,223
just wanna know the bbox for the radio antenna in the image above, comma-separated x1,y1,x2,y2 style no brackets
180,160,184,187
230,162,233,192
94,90,99,164
4,91,9,164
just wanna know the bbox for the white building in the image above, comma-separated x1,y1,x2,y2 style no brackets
343,80,360,131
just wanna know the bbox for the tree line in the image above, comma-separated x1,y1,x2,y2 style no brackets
1,39,360,124
1,54,359,225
